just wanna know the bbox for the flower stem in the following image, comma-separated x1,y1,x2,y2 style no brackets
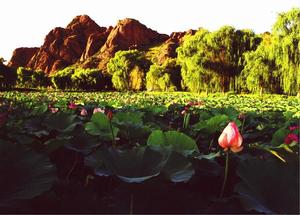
109,121,116,147
129,194,134,215
220,150,229,198
241,117,246,134
208,135,215,151
183,113,190,129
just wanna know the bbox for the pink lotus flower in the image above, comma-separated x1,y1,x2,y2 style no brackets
48,104,59,113
289,125,300,131
50,107,59,113
284,133,299,145
93,107,105,114
107,110,113,121
68,102,77,109
218,122,243,153
80,108,88,116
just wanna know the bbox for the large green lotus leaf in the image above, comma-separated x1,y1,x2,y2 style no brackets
235,156,299,214
64,131,102,154
85,112,119,141
86,146,168,183
162,152,194,183
44,112,79,132
211,107,239,120
86,146,196,183
30,103,48,116
0,140,57,207
85,150,111,177
193,114,229,134
113,111,144,126
147,130,199,157
145,105,168,115
271,127,289,146
113,112,150,140
44,138,68,154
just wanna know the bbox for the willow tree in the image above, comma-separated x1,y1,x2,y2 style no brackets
207,26,262,92
107,50,149,91
177,28,219,93
271,8,300,95
240,32,280,94
146,59,181,91
177,26,260,93
242,49,279,94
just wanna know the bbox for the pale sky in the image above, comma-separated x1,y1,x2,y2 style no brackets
1,0,299,61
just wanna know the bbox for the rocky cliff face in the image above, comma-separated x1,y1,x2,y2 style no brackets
89,18,169,70
9,15,108,74
101,18,168,56
8,16,171,73
156,30,196,64
80,26,113,61
8,47,39,68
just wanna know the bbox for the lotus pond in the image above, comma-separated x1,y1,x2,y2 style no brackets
0,91,299,213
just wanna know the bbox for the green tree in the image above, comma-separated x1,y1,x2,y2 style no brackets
17,67,34,88
71,68,104,90
271,8,300,95
241,33,280,94
177,28,213,93
177,27,260,93
146,59,181,91
32,70,50,88
107,50,149,91
0,63,17,88
51,67,75,90
16,67,49,88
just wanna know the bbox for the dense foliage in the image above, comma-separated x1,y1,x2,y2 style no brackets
50,67,109,90
146,59,181,91
107,50,150,91
0,91,299,213
271,8,300,95
2,91,300,116
0,62,16,88
17,67,49,88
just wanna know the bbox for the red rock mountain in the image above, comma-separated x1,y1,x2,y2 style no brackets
83,18,169,70
8,47,39,68
8,16,171,73
9,15,108,74
156,30,196,64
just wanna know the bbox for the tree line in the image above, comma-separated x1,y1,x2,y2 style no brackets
0,8,299,95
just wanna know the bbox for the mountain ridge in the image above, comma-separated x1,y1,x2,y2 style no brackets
8,15,192,74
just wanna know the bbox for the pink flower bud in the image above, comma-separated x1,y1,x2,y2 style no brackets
218,122,243,153
289,126,300,131
107,110,113,121
80,108,88,116
284,133,299,145
68,102,77,109
93,107,105,114
50,107,59,113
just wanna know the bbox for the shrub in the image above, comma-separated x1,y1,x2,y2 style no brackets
71,68,104,90
0,64,17,88
51,67,75,90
